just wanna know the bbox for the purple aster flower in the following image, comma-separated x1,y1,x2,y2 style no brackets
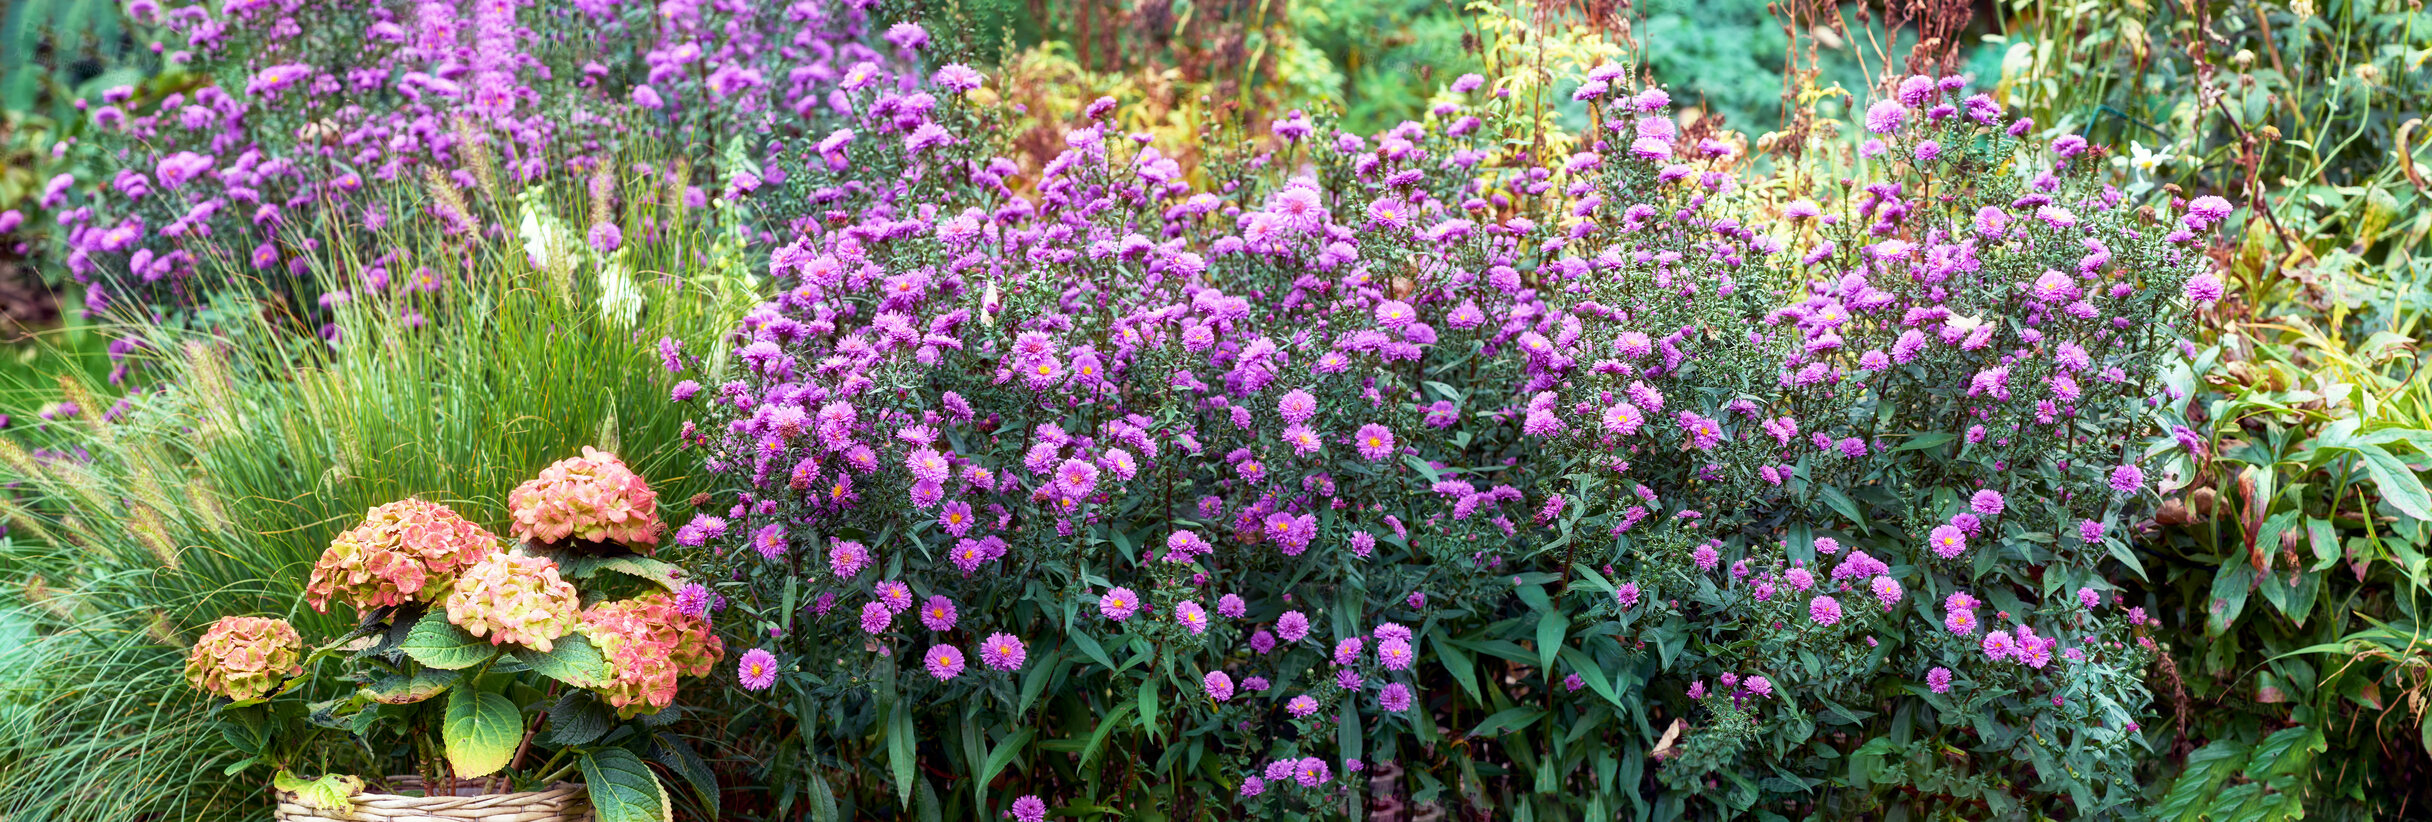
1217,594,1248,618
1808,595,1843,626
1928,524,1967,559
1379,682,1414,712
587,222,621,254
737,648,778,690
673,583,712,617
1693,545,1721,572
1238,776,1265,798
2109,464,2146,495
1869,576,1904,608
1970,489,2006,517
1285,695,1319,717
1613,582,1641,609
1743,675,1773,698
923,645,964,680
2184,273,2224,303
1175,600,1210,634
1332,637,1364,666
2078,587,2102,610
1010,796,1047,822
1100,587,1141,621
859,602,892,635
1294,757,1332,787
932,64,984,92
1353,423,1396,460
1204,670,1235,701
920,595,958,631
1926,667,1953,693
1275,610,1311,643
829,540,871,578
1864,100,1908,134
751,523,787,560
1982,629,2019,661
981,633,1027,671
875,581,914,613
1375,638,1414,671
1945,608,1979,635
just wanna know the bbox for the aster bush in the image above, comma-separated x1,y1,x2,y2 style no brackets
664,45,2232,817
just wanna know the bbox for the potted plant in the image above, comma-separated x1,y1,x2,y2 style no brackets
184,447,722,822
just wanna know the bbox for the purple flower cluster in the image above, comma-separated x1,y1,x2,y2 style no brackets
660,59,2206,810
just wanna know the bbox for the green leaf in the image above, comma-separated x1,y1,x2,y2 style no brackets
2156,740,2249,822
400,610,497,670
1468,707,1546,737
1892,432,1955,452
915,777,942,822
974,728,1033,811
362,669,457,705
273,771,362,812
1078,701,1137,767
1137,680,1160,740
2358,445,2432,520
2306,517,2339,570
1817,486,1866,530
1432,630,1481,702
2206,560,2255,637
807,772,840,822
1069,630,1118,671
580,747,672,822
550,551,687,590
546,690,614,746
651,731,719,819
2241,726,2324,782
887,700,917,808
442,688,522,778
1534,610,1568,682
1016,653,1058,718
513,632,611,688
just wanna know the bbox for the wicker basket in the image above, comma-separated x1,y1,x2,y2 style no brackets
273,776,593,822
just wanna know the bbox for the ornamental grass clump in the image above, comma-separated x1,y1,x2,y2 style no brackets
668,55,2225,818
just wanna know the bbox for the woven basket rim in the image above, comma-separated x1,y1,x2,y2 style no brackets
271,775,589,801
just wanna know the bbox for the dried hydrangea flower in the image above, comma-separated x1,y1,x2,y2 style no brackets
305,498,499,615
507,446,662,549
444,553,580,652
184,615,303,703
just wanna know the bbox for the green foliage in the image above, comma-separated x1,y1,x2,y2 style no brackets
1988,0,2432,815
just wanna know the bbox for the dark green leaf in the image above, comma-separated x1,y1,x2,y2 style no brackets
887,700,916,807
513,632,611,688
652,731,719,819
580,747,672,822
400,610,496,671
546,690,614,746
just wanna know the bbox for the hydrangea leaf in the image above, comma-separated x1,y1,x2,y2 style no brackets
400,610,495,671
511,631,610,688
545,689,614,746
579,747,671,822
441,687,520,778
